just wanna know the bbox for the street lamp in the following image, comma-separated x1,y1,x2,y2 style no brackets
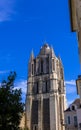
76,75,81,105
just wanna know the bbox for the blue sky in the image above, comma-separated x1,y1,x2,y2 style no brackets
0,0,80,105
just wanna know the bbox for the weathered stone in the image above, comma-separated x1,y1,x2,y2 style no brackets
25,44,66,130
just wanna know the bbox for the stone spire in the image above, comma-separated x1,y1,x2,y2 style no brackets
29,50,34,62
50,45,55,57
58,55,62,65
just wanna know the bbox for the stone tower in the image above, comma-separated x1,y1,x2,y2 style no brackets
25,44,66,130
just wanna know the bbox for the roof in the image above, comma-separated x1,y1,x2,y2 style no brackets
64,98,80,112
72,98,80,105
39,43,55,56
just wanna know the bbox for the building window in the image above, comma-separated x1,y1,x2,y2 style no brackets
72,105,75,110
33,124,38,130
41,60,43,73
67,116,70,124
36,82,39,94
32,64,34,75
52,59,55,71
60,68,63,79
33,82,39,94
43,81,50,93
34,125,38,130
45,81,48,92
74,116,77,127
34,59,36,75
46,57,49,73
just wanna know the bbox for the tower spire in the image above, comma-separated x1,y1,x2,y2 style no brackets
50,45,55,57
29,50,34,62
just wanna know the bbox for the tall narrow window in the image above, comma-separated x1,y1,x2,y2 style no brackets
35,126,36,130
42,81,50,93
46,81,48,92
41,60,43,73
34,125,38,130
67,116,70,124
60,68,63,79
47,80,50,92
31,101,38,128
74,116,77,126
46,57,49,73
36,82,39,94
34,59,36,75
32,64,34,75
52,59,55,71
72,105,75,110
33,82,39,94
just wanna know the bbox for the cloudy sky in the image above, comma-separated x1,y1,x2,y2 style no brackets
0,0,80,105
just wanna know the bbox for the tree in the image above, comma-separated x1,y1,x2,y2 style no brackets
0,72,24,130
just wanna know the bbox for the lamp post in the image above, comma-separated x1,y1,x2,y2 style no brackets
76,75,81,105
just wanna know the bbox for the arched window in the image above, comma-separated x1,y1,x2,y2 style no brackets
33,82,39,94
36,82,39,94
34,59,36,75
41,59,43,73
52,59,55,71
42,80,50,93
46,57,49,73
72,105,75,110
32,64,34,75
33,125,38,130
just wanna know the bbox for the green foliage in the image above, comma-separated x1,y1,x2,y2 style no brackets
0,72,24,130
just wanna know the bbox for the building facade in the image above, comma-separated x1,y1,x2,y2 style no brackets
25,44,66,130
69,0,81,62
76,75,81,104
76,76,81,130
64,99,81,130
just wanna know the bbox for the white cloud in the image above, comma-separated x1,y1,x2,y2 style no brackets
65,80,76,94
0,0,16,22
14,80,27,94
66,85,76,94
65,80,76,86
0,70,9,74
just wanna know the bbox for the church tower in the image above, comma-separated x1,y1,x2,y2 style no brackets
25,44,66,130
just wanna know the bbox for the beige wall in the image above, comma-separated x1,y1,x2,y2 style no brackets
65,111,78,130
70,0,81,31
77,108,81,128
19,113,25,129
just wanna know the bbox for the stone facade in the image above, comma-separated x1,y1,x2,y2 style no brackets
69,0,81,62
25,44,66,130
64,99,81,130
76,75,81,104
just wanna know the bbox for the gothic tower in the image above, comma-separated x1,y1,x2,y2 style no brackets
25,44,66,130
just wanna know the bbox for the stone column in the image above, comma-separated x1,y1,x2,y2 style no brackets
38,98,41,130
50,94,58,130
38,80,43,130
26,96,32,130
60,95,65,130
40,95,43,130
